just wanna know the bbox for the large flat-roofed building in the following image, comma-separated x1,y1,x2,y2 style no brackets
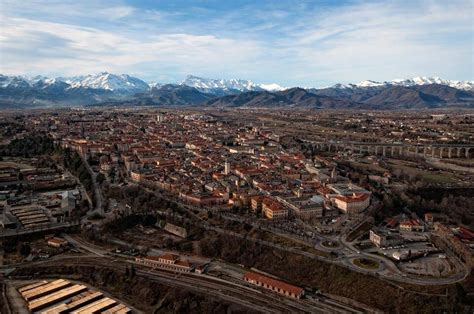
327,183,371,197
72,297,118,313
334,193,370,214
44,291,104,313
103,303,132,313
277,195,324,221
18,281,49,294
17,279,131,314
369,228,404,248
324,183,371,214
22,279,71,301
243,271,304,299
28,284,88,312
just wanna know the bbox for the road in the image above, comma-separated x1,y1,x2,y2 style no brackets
123,180,470,287
174,196,469,286
54,235,374,312
80,154,103,216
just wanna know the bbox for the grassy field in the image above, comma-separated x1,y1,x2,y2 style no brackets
348,161,388,174
251,229,330,258
387,160,458,184
353,258,380,270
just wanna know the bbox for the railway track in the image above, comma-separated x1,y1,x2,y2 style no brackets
13,259,312,313
10,257,363,313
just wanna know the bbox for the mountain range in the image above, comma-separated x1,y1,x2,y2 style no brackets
0,72,473,109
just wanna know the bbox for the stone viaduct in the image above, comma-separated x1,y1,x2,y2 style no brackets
302,140,474,159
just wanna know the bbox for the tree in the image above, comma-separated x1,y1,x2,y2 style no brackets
96,173,106,185
20,243,31,256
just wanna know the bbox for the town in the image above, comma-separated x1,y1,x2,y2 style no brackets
1,108,473,313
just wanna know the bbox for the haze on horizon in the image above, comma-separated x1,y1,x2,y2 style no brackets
0,0,472,88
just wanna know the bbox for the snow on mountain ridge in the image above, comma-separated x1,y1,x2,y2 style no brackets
331,77,474,91
0,72,150,93
64,72,149,92
1,73,472,92
181,75,285,92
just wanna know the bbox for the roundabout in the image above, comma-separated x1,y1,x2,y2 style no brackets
321,240,340,249
352,257,381,270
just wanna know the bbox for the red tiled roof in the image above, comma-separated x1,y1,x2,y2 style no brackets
244,272,303,295
400,219,421,227
48,237,68,245
175,260,192,267
457,227,474,240
317,187,333,196
144,255,161,261
334,193,369,203
386,218,398,228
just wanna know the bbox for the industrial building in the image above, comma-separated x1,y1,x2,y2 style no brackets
17,279,132,313
10,206,50,228
135,254,194,272
243,271,304,299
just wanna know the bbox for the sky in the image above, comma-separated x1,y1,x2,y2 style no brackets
0,0,473,87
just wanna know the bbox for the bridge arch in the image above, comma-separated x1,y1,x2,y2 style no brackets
467,147,473,159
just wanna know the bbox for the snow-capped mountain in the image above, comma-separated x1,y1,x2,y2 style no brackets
0,74,50,88
0,72,150,94
181,75,284,95
0,75,29,88
63,72,149,93
148,82,162,89
331,77,474,91
1,72,472,109
390,77,474,91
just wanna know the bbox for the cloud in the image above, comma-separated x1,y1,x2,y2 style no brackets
0,0,472,86
98,6,135,20
0,16,262,81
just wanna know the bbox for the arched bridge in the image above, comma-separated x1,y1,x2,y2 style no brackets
301,140,474,159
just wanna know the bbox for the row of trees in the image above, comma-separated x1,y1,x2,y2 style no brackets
63,148,93,190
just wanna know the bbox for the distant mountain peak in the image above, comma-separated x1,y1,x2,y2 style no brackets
181,74,285,94
63,72,149,92
330,77,474,91
1,72,472,109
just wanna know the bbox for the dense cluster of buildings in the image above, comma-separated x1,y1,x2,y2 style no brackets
1,187,79,230
0,159,81,232
433,223,474,269
36,111,372,223
369,212,474,268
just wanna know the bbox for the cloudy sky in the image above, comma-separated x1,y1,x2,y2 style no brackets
0,0,472,87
